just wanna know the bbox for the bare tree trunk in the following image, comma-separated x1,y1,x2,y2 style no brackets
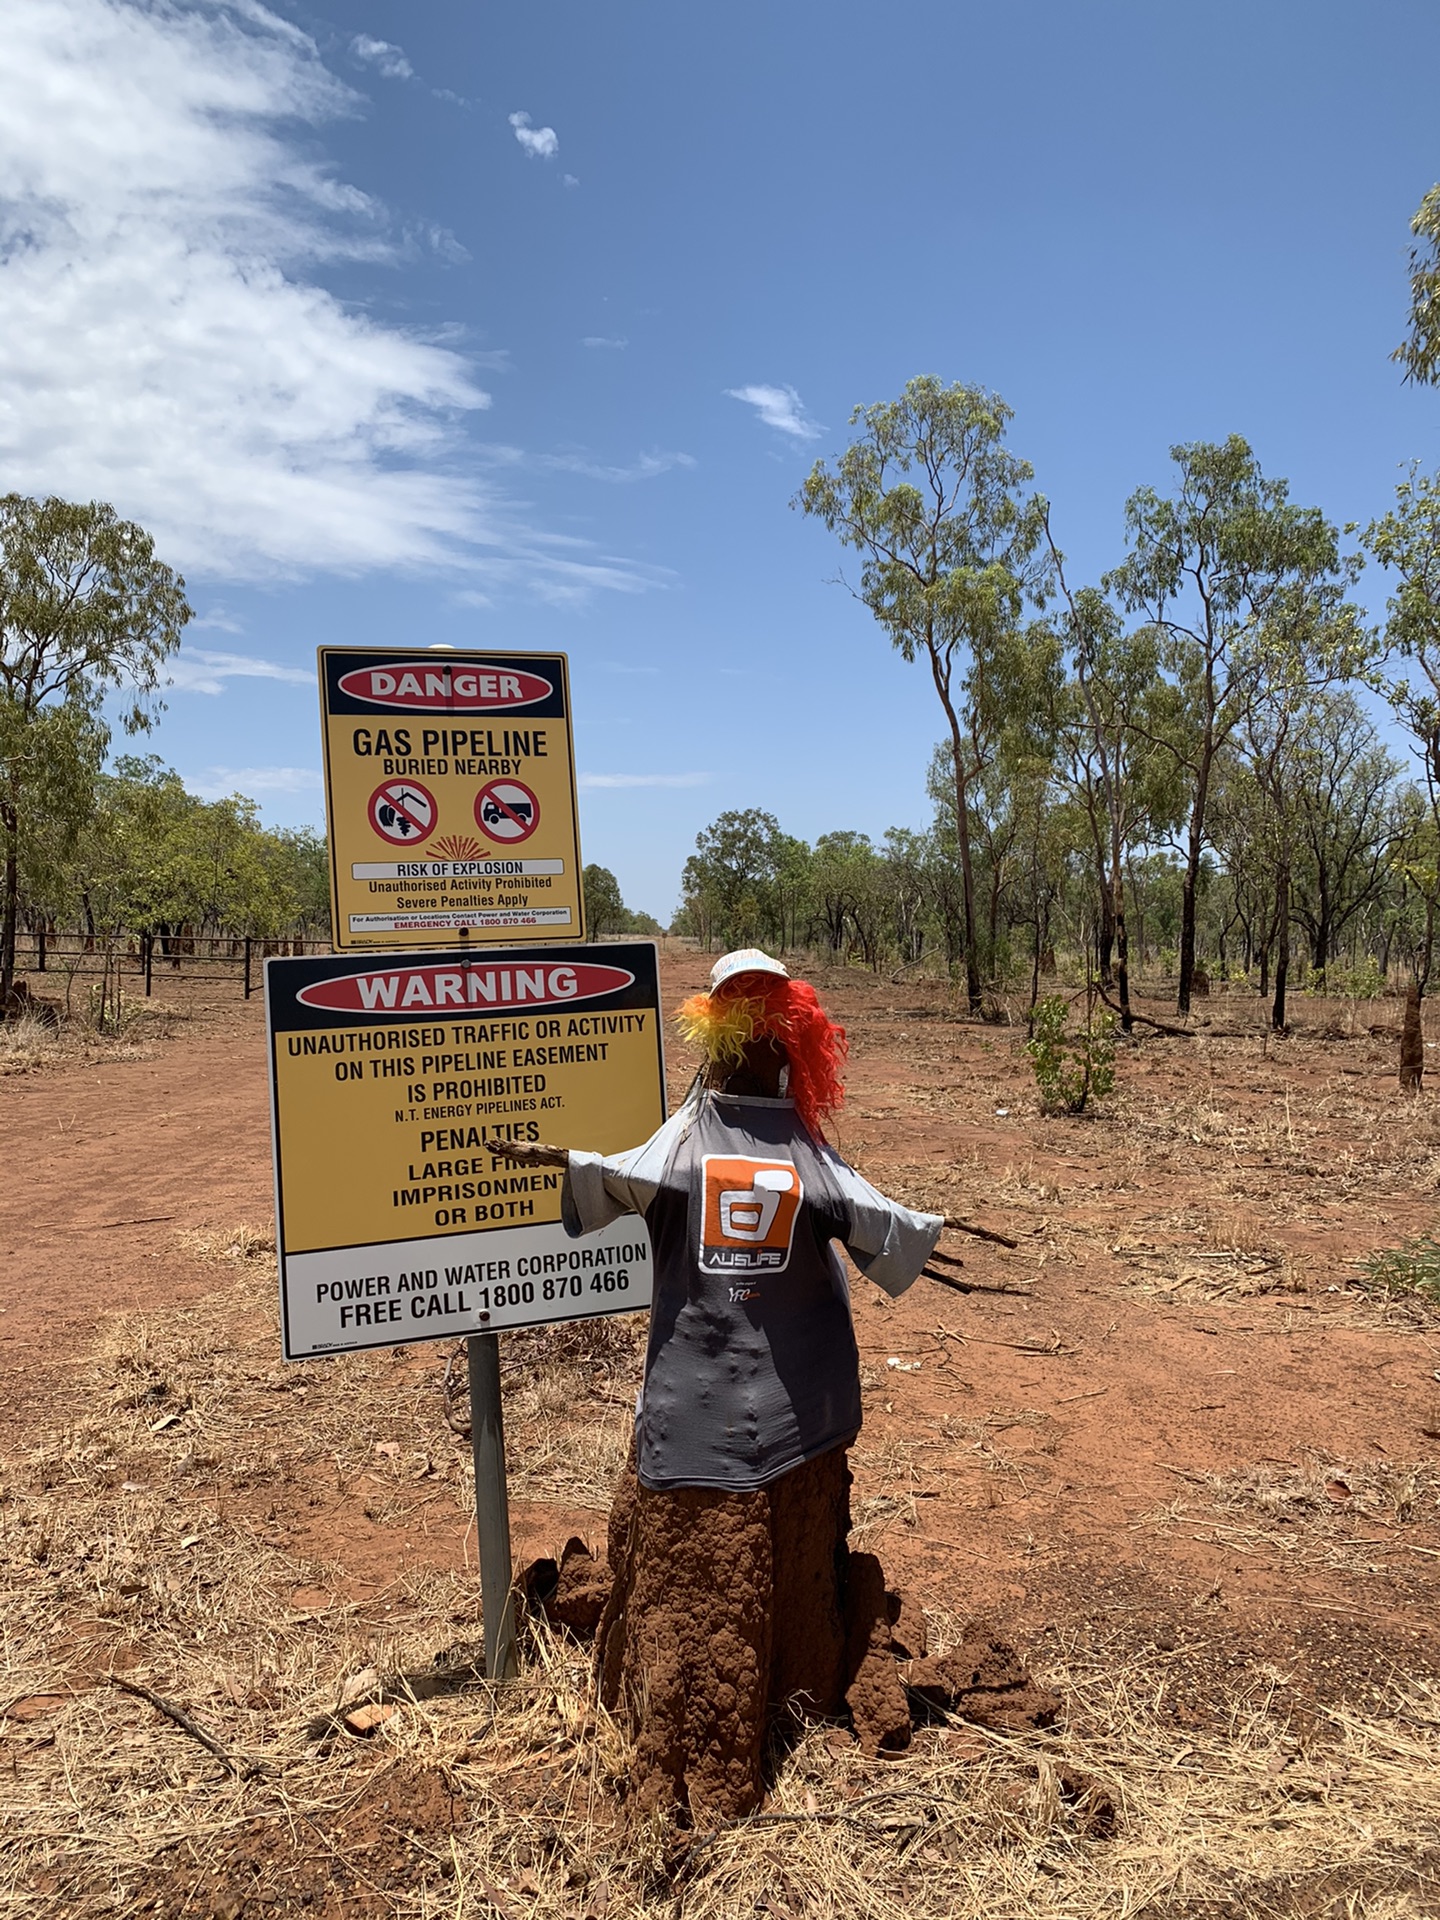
0,838,15,1008
1097,881,1114,990
1028,912,1042,1034
1109,830,1132,1035
1311,891,1331,984
1401,982,1425,1093
1271,863,1291,1033
0,780,17,1007
948,724,983,1018
1178,755,1212,1017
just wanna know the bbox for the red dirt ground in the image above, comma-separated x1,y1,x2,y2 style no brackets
3,953,1439,1732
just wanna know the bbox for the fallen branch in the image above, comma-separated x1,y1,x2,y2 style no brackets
937,1325,1080,1357
1094,985,1196,1039
922,1266,1034,1299
941,1215,1019,1250
1094,984,1254,1041
109,1675,260,1779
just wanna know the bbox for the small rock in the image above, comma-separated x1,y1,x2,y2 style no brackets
343,1702,396,1736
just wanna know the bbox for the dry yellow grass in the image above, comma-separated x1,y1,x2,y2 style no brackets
1,1259,1438,1915
0,1002,188,1077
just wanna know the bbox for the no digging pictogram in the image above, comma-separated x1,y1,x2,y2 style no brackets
475,777,541,844
368,778,437,846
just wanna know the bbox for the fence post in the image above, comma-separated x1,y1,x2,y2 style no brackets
244,937,252,1001
37,928,45,974
143,934,153,998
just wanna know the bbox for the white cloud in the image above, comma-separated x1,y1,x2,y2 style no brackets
0,3,495,580
350,34,411,80
725,383,823,441
579,772,711,790
509,110,558,160
562,174,579,189
0,2,658,600
582,336,628,350
539,450,694,484
190,764,322,798
166,648,314,695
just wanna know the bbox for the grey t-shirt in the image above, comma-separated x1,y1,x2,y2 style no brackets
562,1090,942,1492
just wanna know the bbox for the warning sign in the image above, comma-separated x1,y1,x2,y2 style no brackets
319,648,584,948
475,778,539,843
368,779,436,846
265,941,666,1359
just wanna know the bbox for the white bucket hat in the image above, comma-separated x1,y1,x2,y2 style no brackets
709,947,790,993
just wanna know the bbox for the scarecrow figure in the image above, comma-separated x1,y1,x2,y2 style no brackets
500,950,970,1822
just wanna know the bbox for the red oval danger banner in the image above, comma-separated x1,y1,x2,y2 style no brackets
296,960,636,1016
336,663,554,711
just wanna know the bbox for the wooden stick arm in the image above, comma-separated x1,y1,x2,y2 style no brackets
490,1139,568,1169
491,1148,1020,1250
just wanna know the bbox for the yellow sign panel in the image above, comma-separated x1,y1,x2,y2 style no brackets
266,943,665,1358
319,647,584,948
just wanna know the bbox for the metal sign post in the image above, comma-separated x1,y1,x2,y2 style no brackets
467,1333,518,1680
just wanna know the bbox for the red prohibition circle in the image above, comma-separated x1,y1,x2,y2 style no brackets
367,778,438,846
474,777,541,844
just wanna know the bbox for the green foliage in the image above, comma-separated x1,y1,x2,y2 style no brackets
0,494,192,995
1025,995,1117,1115
795,376,1048,1013
1356,1235,1440,1302
1394,185,1440,387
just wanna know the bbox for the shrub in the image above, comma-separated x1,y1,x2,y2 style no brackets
1025,994,1117,1116
1356,1236,1440,1302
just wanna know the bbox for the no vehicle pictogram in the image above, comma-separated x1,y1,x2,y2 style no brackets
475,778,540,844
368,779,437,845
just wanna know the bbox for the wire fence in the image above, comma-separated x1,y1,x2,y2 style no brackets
14,931,333,1000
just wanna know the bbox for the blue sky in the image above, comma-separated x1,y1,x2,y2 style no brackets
4,0,1439,918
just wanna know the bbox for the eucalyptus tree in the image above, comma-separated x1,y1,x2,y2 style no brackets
1395,185,1440,386
1241,688,1307,1031
1363,465,1440,984
1105,437,1366,1015
796,377,1047,1014
0,496,190,1003
1289,693,1401,981
680,808,784,949
879,827,930,966
583,864,627,939
1042,550,1184,1032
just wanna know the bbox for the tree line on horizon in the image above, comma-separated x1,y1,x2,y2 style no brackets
673,185,1440,1034
667,379,1438,1035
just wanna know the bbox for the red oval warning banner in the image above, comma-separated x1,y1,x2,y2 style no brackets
336,663,554,712
296,960,636,1016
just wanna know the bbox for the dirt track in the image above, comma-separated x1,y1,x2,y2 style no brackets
3,957,1439,1721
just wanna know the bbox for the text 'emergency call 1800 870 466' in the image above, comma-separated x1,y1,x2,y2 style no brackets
264,941,666,1360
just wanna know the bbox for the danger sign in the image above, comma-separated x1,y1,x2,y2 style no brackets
265,941,666,1359
318,647,584,948
475,778,540,843
368,779,436,845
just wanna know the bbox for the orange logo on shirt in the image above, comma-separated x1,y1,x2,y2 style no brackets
699,1156,803,1274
